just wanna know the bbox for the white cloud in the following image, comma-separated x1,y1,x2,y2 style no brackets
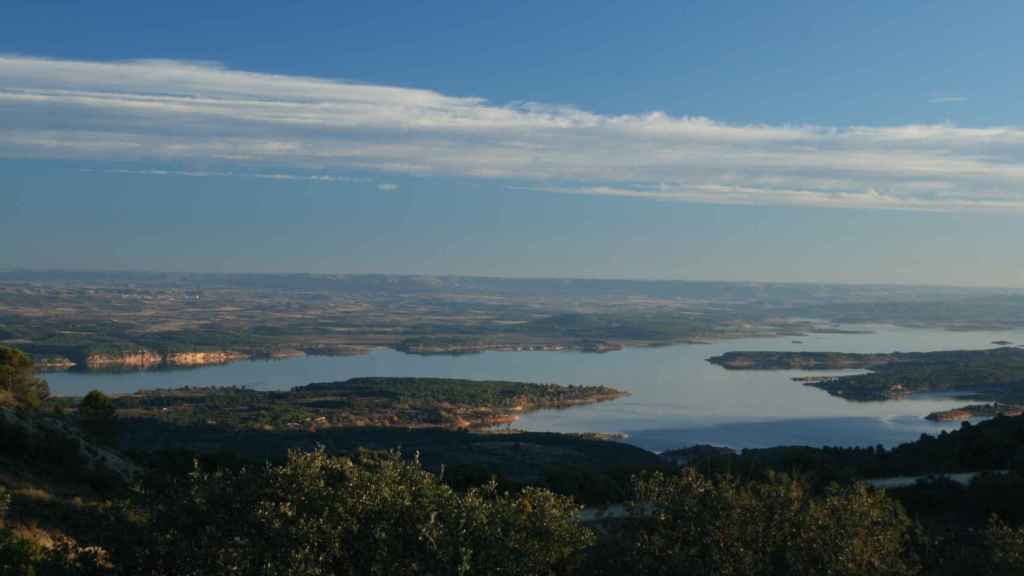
87,168,368,183
1,55,1023,211
928,96,968,104
376,183,399,191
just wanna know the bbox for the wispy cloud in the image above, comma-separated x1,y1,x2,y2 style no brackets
87,168,368,183
1,55,1023,211
376,183,399,191
928,95,968,104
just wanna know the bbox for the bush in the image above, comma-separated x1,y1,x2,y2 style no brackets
79,391,117,443
133,449,592,575
0,486,9,520
596,470,916,576
0,528,44,576
0,346,49,409
789,483,915,576
986,516,1024,576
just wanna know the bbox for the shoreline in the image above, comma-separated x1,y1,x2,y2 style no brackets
29,321,880,375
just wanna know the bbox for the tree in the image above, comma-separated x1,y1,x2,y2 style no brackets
0,346,49,409
617,470,809,576
788,483,916,576
79,390,117,442
133,449,592,576
599,469,916,576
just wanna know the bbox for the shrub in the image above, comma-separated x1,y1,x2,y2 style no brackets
79,391,117,443
133,449,592,576
986,515,1024,576
788,483,915,576
0,346,49,409
600,470,916,576
0,528,44,576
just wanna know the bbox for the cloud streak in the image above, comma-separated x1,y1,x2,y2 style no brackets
84,168,369,183
1,55,1023,211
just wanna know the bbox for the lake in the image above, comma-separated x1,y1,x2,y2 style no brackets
43,325,1024,452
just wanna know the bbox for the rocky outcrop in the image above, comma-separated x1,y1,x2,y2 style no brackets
85,350,162,369
164,350,249,366
33,356,77,371
82,349,265,369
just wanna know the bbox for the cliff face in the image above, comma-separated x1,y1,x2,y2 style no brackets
83,349,252,369
34,356,77,371
164,351,248,366
86,350,163,369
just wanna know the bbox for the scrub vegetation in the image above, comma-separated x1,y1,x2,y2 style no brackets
5,345,1024,574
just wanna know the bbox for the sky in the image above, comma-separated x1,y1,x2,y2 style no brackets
2,1,1023,287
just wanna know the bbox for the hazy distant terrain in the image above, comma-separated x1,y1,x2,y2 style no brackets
3,270,1024,371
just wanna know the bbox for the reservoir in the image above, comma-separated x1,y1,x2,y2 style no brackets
43,325,1024,452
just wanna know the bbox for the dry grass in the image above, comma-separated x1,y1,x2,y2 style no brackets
14,486,54,503
10,523,57,549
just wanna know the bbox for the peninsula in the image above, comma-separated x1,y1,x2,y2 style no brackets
101,377,629,431
707,347,1024,409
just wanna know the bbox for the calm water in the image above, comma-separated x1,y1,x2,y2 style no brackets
44,325,1024,452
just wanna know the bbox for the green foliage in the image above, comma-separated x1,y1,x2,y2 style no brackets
892,472,1024,532
789,483,915,576
0,345,49,408
79,391,115,420
119,421,661,499
134,449,592,576
297,377,620,408
110,378,623,430
78,390,117,442
0,528,44,576
0,529,112,576
623,469,804,575
0,485,9,520
711,347,1024,402
684,414,1024,480
594,470,915,576
9,436,1024,574
0,413,82,473
524,312,719,342
0,402,127,495
986,516,1024,576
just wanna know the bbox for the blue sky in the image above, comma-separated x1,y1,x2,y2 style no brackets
2,1,1023,286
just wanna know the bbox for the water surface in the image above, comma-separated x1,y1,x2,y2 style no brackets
44,325,1024,452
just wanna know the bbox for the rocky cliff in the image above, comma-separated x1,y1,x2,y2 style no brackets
83,349,252,369
164,350,249,366
85,350,163,369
